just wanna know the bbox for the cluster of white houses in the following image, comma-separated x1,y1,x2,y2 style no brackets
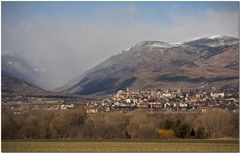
87,88,239,113
3,88,238,114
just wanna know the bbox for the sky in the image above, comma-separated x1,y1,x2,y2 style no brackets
1,1,239,90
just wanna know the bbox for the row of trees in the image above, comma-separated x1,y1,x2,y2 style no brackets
2,106,239,139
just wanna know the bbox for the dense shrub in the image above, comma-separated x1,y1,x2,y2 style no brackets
158,129,175,138
193,109,237,138
1,108,238,139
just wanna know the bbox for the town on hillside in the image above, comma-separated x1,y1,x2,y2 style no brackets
86,88,239,113
2,87,239,115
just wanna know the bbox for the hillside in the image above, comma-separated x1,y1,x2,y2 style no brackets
1,52,49,90
2,74,49,97
45,35,240,95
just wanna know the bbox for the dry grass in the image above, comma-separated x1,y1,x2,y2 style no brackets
2,139,239,152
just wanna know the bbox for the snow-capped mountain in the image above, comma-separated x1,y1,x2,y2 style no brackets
183,35,238,47
62,35,239,95
175,35,238,46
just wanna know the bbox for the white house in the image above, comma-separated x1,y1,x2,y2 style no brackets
211,92,225,99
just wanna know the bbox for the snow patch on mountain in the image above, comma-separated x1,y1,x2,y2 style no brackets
132,41,178,50
174,36,204,44
124,45,135,51
174,35,238,47
150,42,173,48
207,35,225,39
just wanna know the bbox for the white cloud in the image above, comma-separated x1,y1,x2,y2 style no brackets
2,8,238,89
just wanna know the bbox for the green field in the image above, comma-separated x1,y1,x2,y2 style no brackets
2,139,239,152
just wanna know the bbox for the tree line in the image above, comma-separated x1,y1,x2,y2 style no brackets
2,106,238,139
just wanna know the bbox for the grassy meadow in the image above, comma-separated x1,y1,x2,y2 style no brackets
2,139,239,152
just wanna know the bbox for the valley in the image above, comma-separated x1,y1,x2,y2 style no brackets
2,35,239,114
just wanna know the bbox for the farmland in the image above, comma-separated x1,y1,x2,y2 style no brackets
2,139,239,152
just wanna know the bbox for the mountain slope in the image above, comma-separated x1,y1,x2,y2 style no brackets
62,35,239,95
1,52,49,90
2,74,49,97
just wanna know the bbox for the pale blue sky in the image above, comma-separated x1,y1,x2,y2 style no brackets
2,2,238,25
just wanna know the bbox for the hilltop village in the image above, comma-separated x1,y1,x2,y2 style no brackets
86,88,239,113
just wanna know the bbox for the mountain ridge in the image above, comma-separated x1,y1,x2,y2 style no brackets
61,35,239,95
